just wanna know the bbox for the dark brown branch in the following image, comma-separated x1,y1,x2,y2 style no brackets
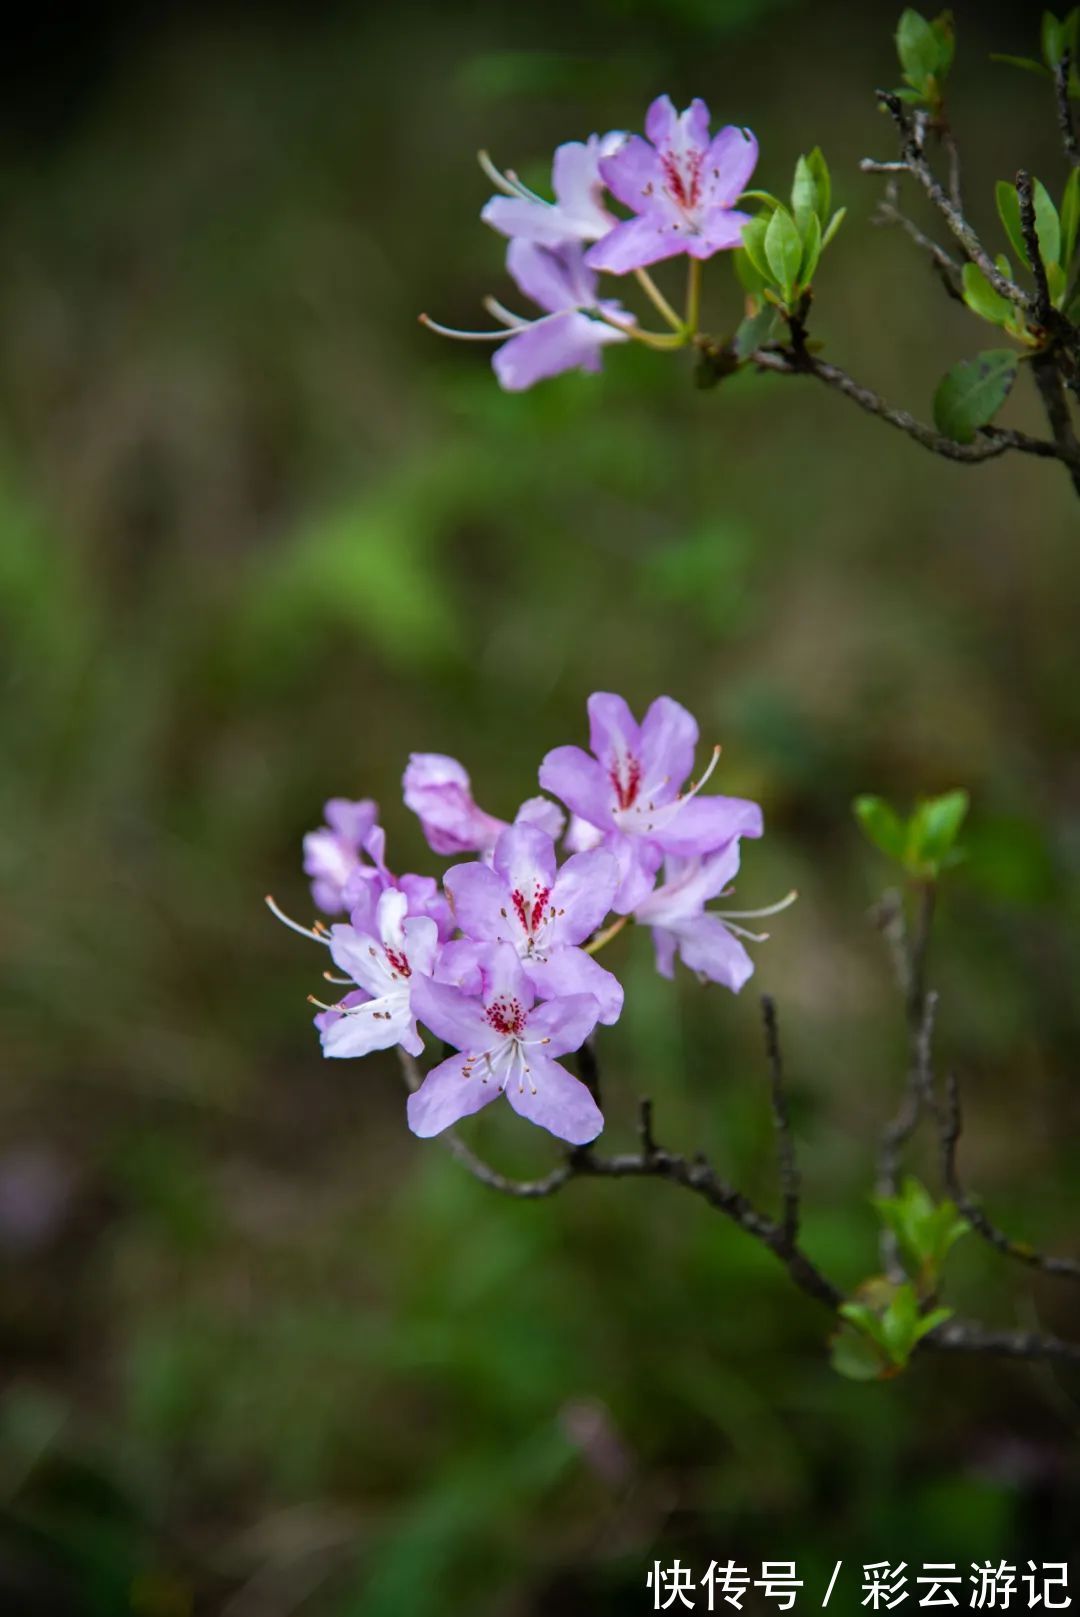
940,1071,1080,1282
1056,52,1079,169
1031,351,1080,497
1017,169,1054,327
761,994,800,1248
750,347,1064,465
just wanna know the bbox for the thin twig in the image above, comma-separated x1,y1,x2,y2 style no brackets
922,1320,1080,1365
1056,52,1079,169
940,1071,1080,1282
869,92,1032,310
761,994,800,1248
873,199,963,299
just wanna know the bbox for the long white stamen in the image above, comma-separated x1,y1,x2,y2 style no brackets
483,295,527,329
721,922,772,943
477,149,536,200
419,313,512,342
266,895,331,945
719,889,799,920
504,167,549,204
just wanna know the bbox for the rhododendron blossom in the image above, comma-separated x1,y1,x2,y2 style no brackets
271,692,782,1147
587,96,757,273
539,693,763,911
481,134,623,246
441,824,624,1023
407,946,604,1144
303,797,379,914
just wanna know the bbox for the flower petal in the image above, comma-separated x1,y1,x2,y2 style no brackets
638,695,698,802
538,745,615,828
586,213,690,273
443,859,508,942
403,753,507,856
644,93,680,149
549,847,619,944
321,996,415,1059
410,974,492,1053
526,948,622,1025
514,795,566,841
481,195,574,247
587,691,640,767
609,832,663,913
406,1054,501,1137
598,133,663,212
674,914,755,991
703,126,758,208
493,311,622,392
504,1050,604,1145
492,823,558,903
654,794,763,856
328,924,390,997
506,238,593,314
401,914,439,976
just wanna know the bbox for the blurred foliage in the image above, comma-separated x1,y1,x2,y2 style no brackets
1,0,1079,1612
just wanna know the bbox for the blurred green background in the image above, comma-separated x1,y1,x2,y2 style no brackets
1,0,1079,1611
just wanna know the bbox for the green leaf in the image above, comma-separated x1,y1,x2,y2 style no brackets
961,263,1012,326
732,304,780,360
791,156,818,232
1043,9,1068,68
829,1326,889,1381
996,181,1028,264
996,177,1061,270
1061,166,1080,267
740,216,773,283
881,1284,919,1362
806,147,832,223
911,787,970,863
932,350,1018,443
990,52,1052,77
733,244,768,297
854,795,907,861
821,206,847,248
930,9,956,75
739,189,781,211
911,1306,954,1344
896,9,942,92
764,205,803,300
799,210,823,286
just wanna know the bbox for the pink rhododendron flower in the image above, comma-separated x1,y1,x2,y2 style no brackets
635,841,794,991
344,823,454,942
404,751,563,858
539,693,762,911
492,240,633,391
481,133,624,246
421,240,633,392
408,945,603,1144
315,890,438,1060
587,95,757,273
440,824,624,1023
303,797,379,914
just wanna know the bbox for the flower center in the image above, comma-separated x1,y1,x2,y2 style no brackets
609,753,642,810
485,995,527,1037
661,146,703,213
384,946,411,978
510,882,551,938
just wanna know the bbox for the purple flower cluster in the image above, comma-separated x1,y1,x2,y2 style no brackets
271,694,792,1147
422,96,758,389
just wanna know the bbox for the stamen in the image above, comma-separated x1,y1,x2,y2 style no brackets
721,922,772,943
720,889,799,921
504,167,549,204
307,994,343,1012
482,295,527,329
265,895,331,946
323,972,354,984
419,313,512,343
477,149,537,200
